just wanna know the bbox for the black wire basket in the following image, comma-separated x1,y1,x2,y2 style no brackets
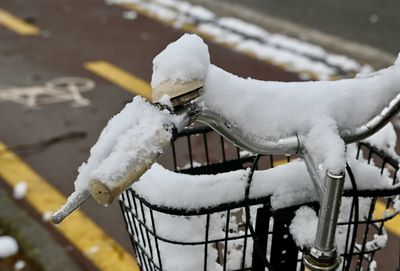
119,126,400,271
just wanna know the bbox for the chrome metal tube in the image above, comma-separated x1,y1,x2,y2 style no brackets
198,109,301,155
341,93,400,143
313,170,345,253
196,92,400,156
302,150,324,200
304,170,345,271
51,189,90,224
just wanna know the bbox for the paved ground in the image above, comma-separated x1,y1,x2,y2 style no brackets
226,0,400,56
0,0,296,270
0,0,399,270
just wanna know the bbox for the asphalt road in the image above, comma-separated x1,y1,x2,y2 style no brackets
228,0,400,55
0,0,399,270
0,0,297,269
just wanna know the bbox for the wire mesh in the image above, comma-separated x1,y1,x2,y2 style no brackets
119,126,400,271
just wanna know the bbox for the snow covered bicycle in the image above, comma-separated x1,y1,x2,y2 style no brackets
53,34,400,270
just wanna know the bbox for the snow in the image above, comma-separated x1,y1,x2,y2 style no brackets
151,34,210,89
148,34,396,169
201,61,400,141
369,14,379,24
13,182,27,200
289,206,318,248
0,236,18,259
369,260,377,271
122,10,138,20
158,242,221,271
218,17,270,40
73,96,179,193
127,151,394,270
14,260,26,270
87,245,99,254
42,211,52,222
365,232,388,251
121,197,254,270
364,122,398,157
305,118,346,172
198,23,243,44
289,197,385,254
133,163,249,210
107,0,368,80
133,158,393,210
158,94,173,109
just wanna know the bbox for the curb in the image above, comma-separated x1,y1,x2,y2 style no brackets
185,0,396,69
0,187,84,271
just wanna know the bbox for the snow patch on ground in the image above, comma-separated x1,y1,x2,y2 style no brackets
14,260,26,270
107,0,372,80
122,10,138,20
0,236,18,259
13,182,27,200
87,245,99,254
42,211,53,222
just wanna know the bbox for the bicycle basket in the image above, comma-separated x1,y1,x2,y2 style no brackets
119,126,400,271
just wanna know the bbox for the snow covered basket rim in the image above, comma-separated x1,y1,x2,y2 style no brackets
125,155,399,213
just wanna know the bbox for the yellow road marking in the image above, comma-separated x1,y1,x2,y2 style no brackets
0,142,139,271
272,159,289,167
85,61,151,99
0,9,40,35
374,200,400,236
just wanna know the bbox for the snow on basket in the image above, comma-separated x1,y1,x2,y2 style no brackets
132,158,394,211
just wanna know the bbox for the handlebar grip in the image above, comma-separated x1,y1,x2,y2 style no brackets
89,131,171,206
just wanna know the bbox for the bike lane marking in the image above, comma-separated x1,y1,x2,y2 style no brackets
85,61,151,99
0,77,94,108
0,9,40,35
0,142,139,271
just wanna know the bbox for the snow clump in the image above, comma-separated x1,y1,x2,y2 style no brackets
289,206,318,248
364,122,398,157
13,182,28,200
0,236,18,259
151,34,210,89
73,96,180,193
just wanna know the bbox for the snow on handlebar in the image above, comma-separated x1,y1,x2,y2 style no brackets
53,33,400,225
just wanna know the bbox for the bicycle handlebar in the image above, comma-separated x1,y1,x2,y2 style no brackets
198,91,400,155
52,68,400,224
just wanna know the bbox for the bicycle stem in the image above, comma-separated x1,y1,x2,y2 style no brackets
303,170,345,271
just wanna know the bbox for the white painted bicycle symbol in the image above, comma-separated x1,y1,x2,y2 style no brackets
0,77,95,108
